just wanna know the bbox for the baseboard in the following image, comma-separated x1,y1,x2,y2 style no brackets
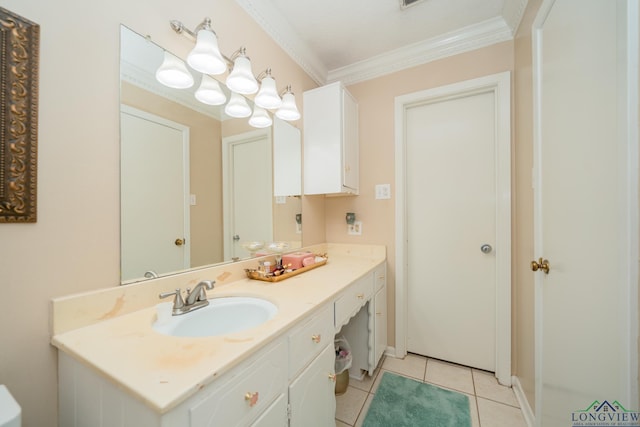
384,346,397,358
512,375,534,427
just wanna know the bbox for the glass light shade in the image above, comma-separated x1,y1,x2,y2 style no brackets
248,106,273,128
275,92,301,121
195,75,227,105
187,29,227,75
224,92,252,118
254,76,282,109
155,51,194,89
226,56,258,95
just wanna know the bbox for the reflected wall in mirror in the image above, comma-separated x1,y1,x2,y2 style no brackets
119,25,302,284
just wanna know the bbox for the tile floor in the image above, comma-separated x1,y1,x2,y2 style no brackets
335,353,528,427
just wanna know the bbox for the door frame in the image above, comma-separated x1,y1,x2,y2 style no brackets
395,71,512,385
532,0,639,418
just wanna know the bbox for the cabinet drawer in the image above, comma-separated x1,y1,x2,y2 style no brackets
288,304,334,378
190,339,287,427
334,273,373,329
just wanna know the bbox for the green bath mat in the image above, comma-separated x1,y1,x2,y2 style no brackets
363,372,471,427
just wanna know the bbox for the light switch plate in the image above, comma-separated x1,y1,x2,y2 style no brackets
375,184,391,199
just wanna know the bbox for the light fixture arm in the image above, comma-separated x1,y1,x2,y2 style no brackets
279,84,295,96
256,68,273,83
170,18,216,39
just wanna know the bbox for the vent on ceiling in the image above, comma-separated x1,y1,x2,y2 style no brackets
400,0,426,9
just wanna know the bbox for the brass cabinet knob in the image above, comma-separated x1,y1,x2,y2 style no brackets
175,238,185,246
531,258,550,274
356,293,365,299
311,334,321,343
244,391,259,407
328,373,336,382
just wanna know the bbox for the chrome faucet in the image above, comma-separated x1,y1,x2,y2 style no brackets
159,280,215,315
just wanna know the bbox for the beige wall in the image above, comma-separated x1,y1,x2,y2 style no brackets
0,1,316,426
121,82,224,268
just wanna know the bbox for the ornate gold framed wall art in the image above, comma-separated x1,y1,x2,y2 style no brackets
0,7,39,223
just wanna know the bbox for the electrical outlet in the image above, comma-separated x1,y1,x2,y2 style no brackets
348,220,363,235
375,184,391,200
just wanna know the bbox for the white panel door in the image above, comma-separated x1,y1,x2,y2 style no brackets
223,130,273,260
120,107,190,281
533,0,638,424
406,91,497,371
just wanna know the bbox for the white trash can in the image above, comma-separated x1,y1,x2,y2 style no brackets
0,385,21,427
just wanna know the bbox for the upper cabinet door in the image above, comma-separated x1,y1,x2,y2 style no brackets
303,82,359,195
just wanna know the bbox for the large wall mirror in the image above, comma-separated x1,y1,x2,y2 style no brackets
119,25,302,284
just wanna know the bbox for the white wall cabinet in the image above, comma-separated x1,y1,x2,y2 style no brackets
303,81,358,195
273,117,302,197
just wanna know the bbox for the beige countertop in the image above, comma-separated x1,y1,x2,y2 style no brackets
51,244,385,414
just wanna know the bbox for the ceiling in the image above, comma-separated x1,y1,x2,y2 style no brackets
234,0,528,85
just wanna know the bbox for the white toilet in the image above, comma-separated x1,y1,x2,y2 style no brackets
0,385,21,427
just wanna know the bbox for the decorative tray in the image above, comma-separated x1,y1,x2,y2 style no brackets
245,255,328,282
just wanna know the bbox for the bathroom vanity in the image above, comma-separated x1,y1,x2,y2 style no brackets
52,244,386,426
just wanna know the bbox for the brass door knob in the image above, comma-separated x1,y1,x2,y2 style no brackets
175,238,185,246
531,258,550,274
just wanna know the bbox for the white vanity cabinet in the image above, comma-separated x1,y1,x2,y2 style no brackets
303,81,359,195
373,264,387,366
337,263,387,378
289,344,336,426
287,304,336,426
55,251,388,427
58,338,288,427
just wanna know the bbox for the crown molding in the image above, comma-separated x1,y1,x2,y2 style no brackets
233,0,328,85
233,0,526,86
502,0,529,36
327,17,513,85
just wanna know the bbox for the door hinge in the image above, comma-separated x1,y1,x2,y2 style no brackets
287,403,292,420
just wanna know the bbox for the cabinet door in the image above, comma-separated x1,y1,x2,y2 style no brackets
250,393,287,427
289,344,336,427
342,89,358,192
374,286,387,366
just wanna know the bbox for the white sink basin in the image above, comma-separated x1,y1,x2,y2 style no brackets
153,297,278,337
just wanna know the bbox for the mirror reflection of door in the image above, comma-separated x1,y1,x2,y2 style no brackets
120,106,190,281
223,130,273,260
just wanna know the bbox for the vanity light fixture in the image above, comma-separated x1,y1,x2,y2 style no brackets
275,85,301,121
224,91,252,118
248,105,273,128
226,47,259,95
254,69,282,110
155,51,194,89
195,75,227,105
163,17,303,126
